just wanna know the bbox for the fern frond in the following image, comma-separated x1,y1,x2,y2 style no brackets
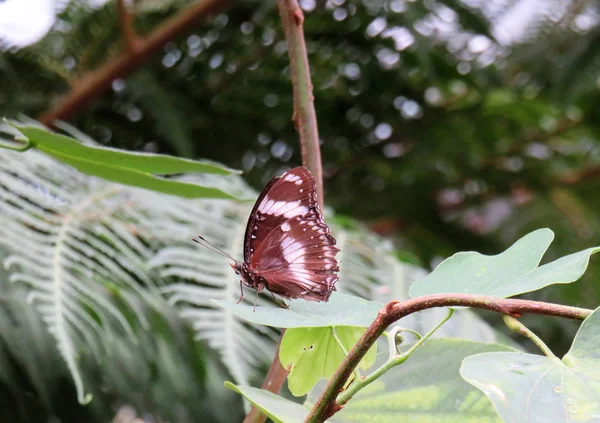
149,190,278,385
0,147,166,403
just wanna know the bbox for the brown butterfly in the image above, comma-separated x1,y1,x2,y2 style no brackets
194,166,339,310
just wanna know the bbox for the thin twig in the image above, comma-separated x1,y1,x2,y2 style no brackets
305,295,592,423
244,3,323,422
116,0,138,53
331,327,361,382
38,0,236,126
503,315,557,359
336,308,454,406
278,0,323,208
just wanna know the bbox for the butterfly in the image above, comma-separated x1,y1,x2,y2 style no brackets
193,166,340,310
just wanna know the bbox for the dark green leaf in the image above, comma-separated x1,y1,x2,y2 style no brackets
10,125,241,199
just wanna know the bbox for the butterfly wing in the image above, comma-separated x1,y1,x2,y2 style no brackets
243,167,339,301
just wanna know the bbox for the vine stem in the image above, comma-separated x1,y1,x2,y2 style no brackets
305,294,592,423
503,315,557,359
279,0,323,207
336,308,454,406
116,0,138,53
244,2,323,422
331,327,361,382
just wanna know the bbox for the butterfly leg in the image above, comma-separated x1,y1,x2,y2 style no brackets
237,282,244,304
252,284,266,311
269,291,289,309
253,289,259,312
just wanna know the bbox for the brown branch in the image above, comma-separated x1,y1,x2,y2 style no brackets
558,165,600,185
242,330,288,423
244,3,323,422
279,0,323,208
306,294,592,423
116,0,138,53
37,0,236,126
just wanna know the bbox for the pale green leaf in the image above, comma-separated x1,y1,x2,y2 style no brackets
225,382,309,423
511,247,600,296
410,229,600,299
280,326,377,396
212,292,382,328
460,307,600,423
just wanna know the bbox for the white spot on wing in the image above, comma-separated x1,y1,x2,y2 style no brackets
281,222,291,232
262,200,308,218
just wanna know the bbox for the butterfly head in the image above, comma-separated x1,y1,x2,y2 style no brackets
230,262,241,275
230,262,261,289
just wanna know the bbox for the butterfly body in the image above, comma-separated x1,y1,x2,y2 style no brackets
195,166,339,309
231,262,266,293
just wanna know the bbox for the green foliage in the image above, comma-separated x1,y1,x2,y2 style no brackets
1,133,500,420
410,228,600,298
2,122,241,199
229,339,516,422
327,339,515,422
0,276,237,423
3,0,600,421
280,326,377,397
220,229,600,421
461,307,600,422
0,142,258,413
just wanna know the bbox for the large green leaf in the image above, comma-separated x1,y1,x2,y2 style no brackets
7,124,240,200
224,383,313,423
410,229,600,299
460,307,600,422
212,293,382,328
280,327,377,397
324,339,513,422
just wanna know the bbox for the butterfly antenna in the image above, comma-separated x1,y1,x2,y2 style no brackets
192,236,237,262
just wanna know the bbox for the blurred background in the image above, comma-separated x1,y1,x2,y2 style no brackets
1,0,600,421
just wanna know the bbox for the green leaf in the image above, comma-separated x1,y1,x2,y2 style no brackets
460,307,600,422
306,339,515,422
47,149,237,200
14,126,238,175
511,247,600,295
212,292,382,328
410,228,600,298
9,125,240,200
280,327,377,396
224,382,312,423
